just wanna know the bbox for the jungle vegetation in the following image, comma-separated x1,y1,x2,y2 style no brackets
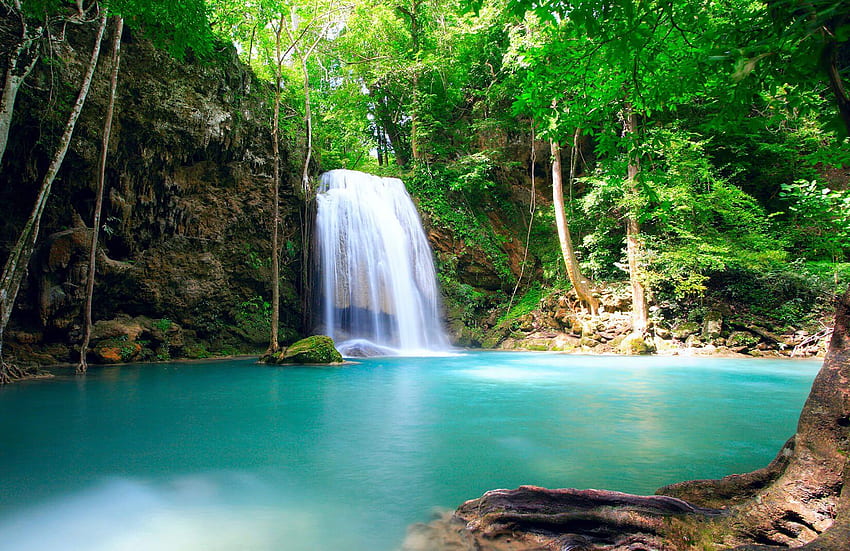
1,0,849,375
209,0,850,340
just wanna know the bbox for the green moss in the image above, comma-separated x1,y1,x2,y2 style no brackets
672,321,700,340
184,343,212,359
619,334,656,355
93,337,142,362
499,284,543,325
525,344,549,351
275,336,343,364
727,331,759,348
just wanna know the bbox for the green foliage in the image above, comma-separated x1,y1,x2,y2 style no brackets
574,127,792,303
448,151,498,195
778,179,850,262
235,296,272,341
243,244,270,270
183,342,212,359
152,317,172,332
408,165,514,284
714,260,836,328
219,0,845,339
523,207,565,282
438,270,491,326
116,0,214,60
96,336,139,362
499,283,542,325
803,262,850,293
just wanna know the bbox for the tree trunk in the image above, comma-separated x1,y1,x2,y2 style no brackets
0,4,42,167
823,41,850,136
376,125,385,166
663,284,850,549
411,71,420,162
398,0,421,163
623,105,648,335
296,32,324,199
78,15,123,374
410,0,420,163
299,58,312,197
370,87,411,166
1,13,107,384
266,16,284,356
551,139,598,316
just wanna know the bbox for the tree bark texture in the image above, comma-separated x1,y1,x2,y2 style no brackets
550,139,599,316
370,86,410,166
300,51,312,197
78,15,123,373
700,283,850,549
0,12,107,384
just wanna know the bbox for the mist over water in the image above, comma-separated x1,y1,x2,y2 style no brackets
0,353,820,550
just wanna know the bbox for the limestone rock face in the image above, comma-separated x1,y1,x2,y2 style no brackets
0,25,303,360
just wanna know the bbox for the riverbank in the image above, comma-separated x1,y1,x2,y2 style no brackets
457,286,834,360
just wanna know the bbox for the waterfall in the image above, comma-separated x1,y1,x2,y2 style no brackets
314,169,449,357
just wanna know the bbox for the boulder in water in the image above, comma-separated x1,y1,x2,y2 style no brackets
619,333,656,355
264,336,343,365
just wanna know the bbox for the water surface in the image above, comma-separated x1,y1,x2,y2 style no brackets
0,352,820,550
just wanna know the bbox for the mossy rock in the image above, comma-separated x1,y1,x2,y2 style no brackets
92,339,143,363
672,321,700,340
619,333,656,355
702,310,723,340
685,334,704,348
267,336,343,365
727,330,760,348
654,338,680,354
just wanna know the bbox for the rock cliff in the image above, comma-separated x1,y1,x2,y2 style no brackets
0,24,304,364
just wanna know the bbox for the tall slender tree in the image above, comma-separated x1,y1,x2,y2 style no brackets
396,0,422,161
0,10,107,384
266,12,286,355
282,5,339,198
551,138,599,315
0,1,44,166
78,15,123,374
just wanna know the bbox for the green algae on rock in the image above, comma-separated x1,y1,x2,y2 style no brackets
262,336,343,365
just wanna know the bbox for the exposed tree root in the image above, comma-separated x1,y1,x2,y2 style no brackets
0,358,26,384
403,286,850,550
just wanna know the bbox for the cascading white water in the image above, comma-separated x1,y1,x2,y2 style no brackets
314,169,449,357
